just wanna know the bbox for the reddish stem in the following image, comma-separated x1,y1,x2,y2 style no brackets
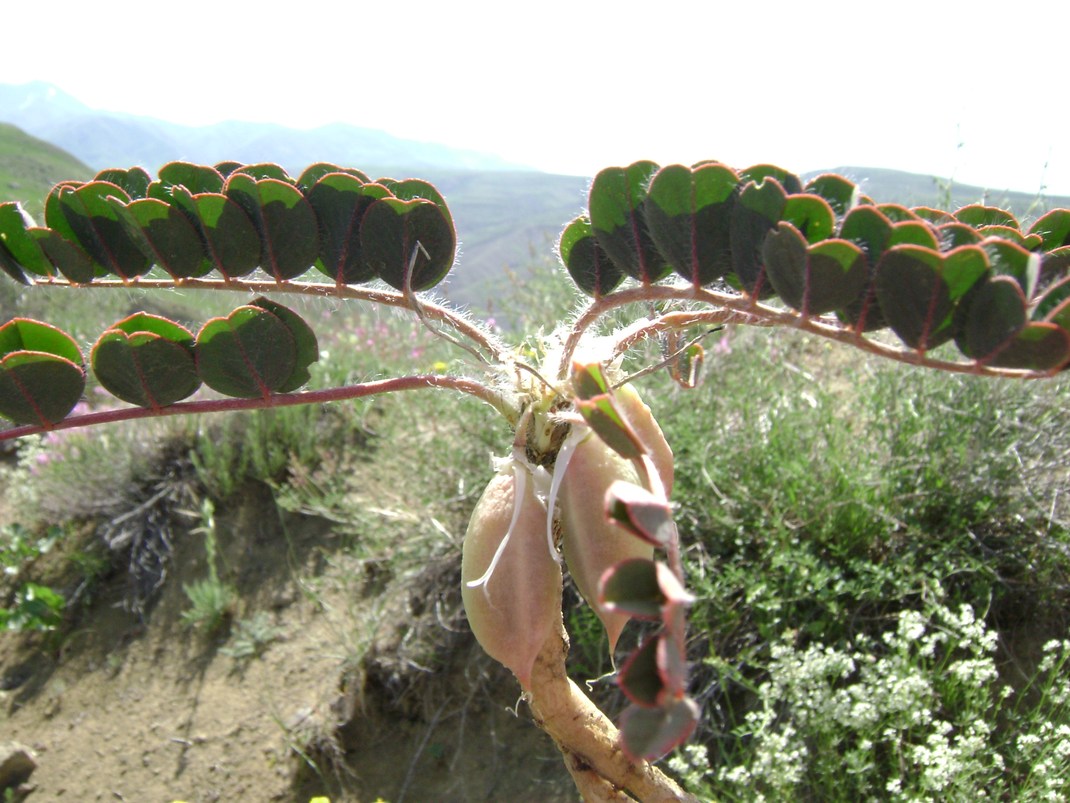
559,284,1059,381
0,374,513,443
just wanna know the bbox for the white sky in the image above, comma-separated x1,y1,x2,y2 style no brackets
6,1,1069,194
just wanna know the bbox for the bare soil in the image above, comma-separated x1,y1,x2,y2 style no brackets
1,480,577,802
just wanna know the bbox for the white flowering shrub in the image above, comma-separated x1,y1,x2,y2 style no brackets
669,591,1070,801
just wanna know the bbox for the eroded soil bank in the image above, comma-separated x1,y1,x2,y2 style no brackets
1,480,577,802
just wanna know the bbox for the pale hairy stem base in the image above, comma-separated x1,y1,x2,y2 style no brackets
525,619,700,803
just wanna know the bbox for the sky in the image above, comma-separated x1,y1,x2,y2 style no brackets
5,0,1070,194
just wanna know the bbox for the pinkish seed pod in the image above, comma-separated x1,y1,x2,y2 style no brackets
462,463,562,690
615,383,674,497
559,385,674,654
559,433,654,655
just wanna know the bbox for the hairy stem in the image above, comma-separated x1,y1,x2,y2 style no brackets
558,284,1057,381
30,276,508,363
0,374,515,442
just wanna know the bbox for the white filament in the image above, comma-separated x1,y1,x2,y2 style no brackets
465,454,529,593
545,425,588,563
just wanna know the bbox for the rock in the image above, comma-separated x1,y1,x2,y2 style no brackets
0,742,36,790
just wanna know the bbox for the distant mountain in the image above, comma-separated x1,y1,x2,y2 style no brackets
0,81,525,175
421,168,587,303
4,81,1070,310
0,81,94,126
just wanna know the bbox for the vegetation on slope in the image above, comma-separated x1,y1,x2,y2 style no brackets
0,122,92,217
0,144,1069,797
1,253,1068,798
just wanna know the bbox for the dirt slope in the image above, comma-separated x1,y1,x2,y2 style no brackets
1,481,576,802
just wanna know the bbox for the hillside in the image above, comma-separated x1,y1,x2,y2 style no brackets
813,165,1057,222
0,122,92,217
1,321,1067,800
0,81,524,176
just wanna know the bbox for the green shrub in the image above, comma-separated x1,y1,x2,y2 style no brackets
641,326,1070,797
0,581,64,632
180,500,236,635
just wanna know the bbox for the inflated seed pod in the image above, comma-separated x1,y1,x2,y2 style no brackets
559,385,674,654
615,383,674,496
559,432,654,654
462,461,563,690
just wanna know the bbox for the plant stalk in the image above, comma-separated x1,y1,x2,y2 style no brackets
526,619,700,802
0,374,516,442
30,276,508,363
559,284,1056,381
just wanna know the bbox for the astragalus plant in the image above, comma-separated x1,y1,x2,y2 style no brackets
1,158,1069,800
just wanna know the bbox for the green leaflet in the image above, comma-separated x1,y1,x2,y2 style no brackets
51,182,152,279
558,216,624,297
92,313,200,408
306,174,384,285
589,161,671,284
225,173,320,282
644,163,738,286
362,197,456,292
0,319,85,426
196,305,297,399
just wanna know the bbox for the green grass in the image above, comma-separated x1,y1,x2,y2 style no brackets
180,500,237,635
2,253,1069,796
634,326,1070,798
220,611,283,662
0,122,93,218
